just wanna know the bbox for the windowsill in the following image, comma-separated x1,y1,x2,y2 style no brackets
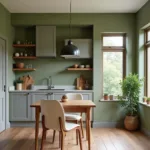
139,102,150,108
99,99,121,102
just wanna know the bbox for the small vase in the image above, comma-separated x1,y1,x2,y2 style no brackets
147,101,150,105
16,83,22,91
109,95,114,100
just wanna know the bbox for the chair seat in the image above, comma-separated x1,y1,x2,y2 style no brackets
65,113,82,121
65,122,80,131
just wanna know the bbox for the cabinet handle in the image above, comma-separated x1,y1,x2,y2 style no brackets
48,93,53,95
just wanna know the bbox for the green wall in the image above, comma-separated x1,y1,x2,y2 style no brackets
136,1,150,133
11,13,136,124
14,26,93,85
0,3,15,86
0,3,15,128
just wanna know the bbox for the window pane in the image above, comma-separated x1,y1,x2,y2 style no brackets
148,31,150,41
103,36,123,47
103,52,123,96
147,48,150,96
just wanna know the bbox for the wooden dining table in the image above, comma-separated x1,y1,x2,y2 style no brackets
31,100,96,150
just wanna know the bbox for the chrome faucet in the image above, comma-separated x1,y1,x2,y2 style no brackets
48,76,54,89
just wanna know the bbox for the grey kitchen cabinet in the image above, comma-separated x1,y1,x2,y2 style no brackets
31,93,53,121
52,93,64,100
36,26,56,57
65,39,93,58
10,93,31,121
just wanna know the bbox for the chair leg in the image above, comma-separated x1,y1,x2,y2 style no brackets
40,129,46,150
80,119,84,138
52,130,56,144
76,129,78,145
44,130,47,140
77,128,83,150
59,131,61,148
61,132,64,150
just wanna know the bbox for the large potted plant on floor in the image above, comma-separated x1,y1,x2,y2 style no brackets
118,73,143,131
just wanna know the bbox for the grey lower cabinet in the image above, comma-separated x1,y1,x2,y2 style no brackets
10,93,31,121
36,26,56,57
52,92,92,100
31,93,52,121
9,92,93,122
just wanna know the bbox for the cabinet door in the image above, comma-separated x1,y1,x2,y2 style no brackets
65,39,92,58
51,93,64,100
82,93,92,100
31,93,50,121
36,26,56,57
10,93,31,121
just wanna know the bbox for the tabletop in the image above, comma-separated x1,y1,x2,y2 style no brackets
30,100,96,108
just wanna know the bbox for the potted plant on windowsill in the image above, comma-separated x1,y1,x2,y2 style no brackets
118,73,143,131
143,96,147,103
147,98,150,105
104,93,109,100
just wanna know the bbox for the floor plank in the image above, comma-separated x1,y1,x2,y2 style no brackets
0,128,150,150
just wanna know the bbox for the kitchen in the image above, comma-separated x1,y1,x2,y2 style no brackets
0,0,150,150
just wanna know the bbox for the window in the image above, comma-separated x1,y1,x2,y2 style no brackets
102,34,126,96
145,28,150,96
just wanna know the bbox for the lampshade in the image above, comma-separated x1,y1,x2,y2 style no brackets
60,0,80,58
60,40,80,58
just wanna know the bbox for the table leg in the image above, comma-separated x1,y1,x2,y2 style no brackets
35,107,40,150
86,108,91,150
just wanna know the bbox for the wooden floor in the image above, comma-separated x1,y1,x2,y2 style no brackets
0,128,150,150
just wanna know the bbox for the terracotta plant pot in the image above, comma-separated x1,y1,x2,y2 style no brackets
16,63,24,69
124,115,139,131
147,101,150,105
104,95,109,100
143,98,147,103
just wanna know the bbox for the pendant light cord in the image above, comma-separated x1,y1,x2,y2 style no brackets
69,0,72,40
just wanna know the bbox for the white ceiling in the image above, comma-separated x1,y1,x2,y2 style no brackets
0,0,148,13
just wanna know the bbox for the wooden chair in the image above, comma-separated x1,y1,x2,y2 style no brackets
40,100,83,150
65,93,84,138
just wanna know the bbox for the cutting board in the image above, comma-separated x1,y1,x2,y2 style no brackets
76,75,85,90
20,75,34,90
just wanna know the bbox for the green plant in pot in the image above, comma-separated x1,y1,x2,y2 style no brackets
104,93,109,100
143,96,147,103
147,98,150,105
118,73,143,131
16,79,23,91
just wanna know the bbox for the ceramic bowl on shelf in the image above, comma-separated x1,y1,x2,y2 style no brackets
80,65,85,68
85,65,90,68
16,63,24,69
74,64,79,68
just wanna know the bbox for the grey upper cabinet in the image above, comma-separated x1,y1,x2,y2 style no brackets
65,39,93,58
36,26,56,57
10,93,31,121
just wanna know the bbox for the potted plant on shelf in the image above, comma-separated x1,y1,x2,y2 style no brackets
104,93,109,100
16,79,23,91
147,98,150,105
143,96,147,103
118,73,143,131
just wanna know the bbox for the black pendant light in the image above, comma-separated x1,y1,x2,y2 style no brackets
60,0,80,58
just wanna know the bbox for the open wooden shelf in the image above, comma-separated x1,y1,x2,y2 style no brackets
67,68,93,71
13,56,37,59
13,44,36,48
13,68,36,71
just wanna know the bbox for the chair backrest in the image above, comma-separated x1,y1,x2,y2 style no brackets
66,93,83,100
41,100,65,131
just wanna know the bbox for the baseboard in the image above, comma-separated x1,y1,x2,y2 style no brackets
10,122,42,127
93,121,124,128
141,128,150,136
